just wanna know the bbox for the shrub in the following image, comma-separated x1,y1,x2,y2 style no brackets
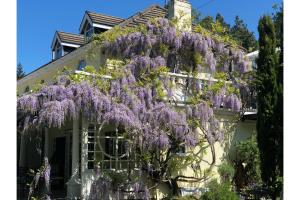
234,135,261,191
200,179,239,200
218,162,235,183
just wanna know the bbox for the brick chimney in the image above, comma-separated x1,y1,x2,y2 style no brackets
167,0,192,31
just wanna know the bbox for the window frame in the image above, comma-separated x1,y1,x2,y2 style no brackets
84,22,94,41
87,123,137,170
77,60,86,71
55,42,63,59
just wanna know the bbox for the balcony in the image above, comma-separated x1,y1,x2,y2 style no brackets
74,70,257,116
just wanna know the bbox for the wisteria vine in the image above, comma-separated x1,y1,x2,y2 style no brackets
18,18,249,198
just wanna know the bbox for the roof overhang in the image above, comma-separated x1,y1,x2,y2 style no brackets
93,23,112,30
61,42,81,48
51,31,62,50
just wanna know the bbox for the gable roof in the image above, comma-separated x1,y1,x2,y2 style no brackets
87,11,125,26
120,5,167,28
21,4,168,80
51,31,85,49
57,31,85,45
79,11,125,34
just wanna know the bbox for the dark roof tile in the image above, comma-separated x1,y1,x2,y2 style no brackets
86,11,125,27
119,5,167,28
57,31,85,46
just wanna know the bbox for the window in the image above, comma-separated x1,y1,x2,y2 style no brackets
54,42,63,59
84,23,94,41
63,46,76,55
78,60,86,71
87,124,137,170
171,144,186,156
24,86,30,93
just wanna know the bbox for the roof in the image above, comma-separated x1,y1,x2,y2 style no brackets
86,11,125,27
120,5,167,28
51,31,85,49
20,5,168,80
57,31,85,46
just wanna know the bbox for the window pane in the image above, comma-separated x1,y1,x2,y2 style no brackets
78,60,86,71
55,46,62,59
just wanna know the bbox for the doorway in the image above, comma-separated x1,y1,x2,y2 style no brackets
50,137,66,191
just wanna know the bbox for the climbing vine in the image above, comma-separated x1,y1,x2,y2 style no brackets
18,18,249,199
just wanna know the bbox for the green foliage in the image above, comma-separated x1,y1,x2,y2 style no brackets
272,5,283,179
218,162,235,183
200,179,239,200
165,195,198,200
215,13,230,31
272,3,283,52
230,16,258,52
235,135,261,186
103,170,128,188
256,14,283,198
194,23,239,49
17,62,26,80
192,10,257,51
199,16,214,31
93,24,146,45
192,8,202,25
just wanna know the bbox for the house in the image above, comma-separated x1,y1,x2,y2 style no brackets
17,0,258,199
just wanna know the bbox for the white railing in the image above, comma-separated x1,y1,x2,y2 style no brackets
74,70,257,112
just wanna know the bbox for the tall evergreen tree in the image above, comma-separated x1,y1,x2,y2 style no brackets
256,15,281,198
215,13,230,30
192,8,202,25
273,3,283,179
17,62,26,80
230,16,258,52
200,16,214,31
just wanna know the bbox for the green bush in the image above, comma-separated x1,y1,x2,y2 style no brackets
234,135,261,190
166,196,198,200
218,162,235,183
200,179,239,200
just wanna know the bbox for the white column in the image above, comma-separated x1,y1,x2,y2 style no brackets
81,118,89,199
72,118,79,175
67,118,81,199
167,0,192,31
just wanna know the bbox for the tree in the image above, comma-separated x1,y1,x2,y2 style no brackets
192,10,257,52
256,15,281,199
199,16,215,31
272,3,283,55
18,18,249,198
230,16,258,52
192,8,202,25
215,13,230,31
17,62,26,80
272,3,283,183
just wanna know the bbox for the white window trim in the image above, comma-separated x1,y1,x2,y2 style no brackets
93,23,112,30
61,42,80,48
87,124,136,170
79,13,93,34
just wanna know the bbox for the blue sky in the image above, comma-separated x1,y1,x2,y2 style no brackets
17,0,282,74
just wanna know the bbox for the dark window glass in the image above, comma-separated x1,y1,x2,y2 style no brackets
55,43,62,59
78,60,86,71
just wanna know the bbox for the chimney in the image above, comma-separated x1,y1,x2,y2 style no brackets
167,0,192,31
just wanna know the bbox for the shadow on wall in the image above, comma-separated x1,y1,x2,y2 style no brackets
227,120,256,161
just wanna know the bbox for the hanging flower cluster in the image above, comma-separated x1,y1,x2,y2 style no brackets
102,18,249,74
18,17,250,195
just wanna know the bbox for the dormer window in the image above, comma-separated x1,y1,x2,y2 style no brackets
83,23,94,41
54,42,63,59
79,11,125,42
51,31,85,60
78,59,86,71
